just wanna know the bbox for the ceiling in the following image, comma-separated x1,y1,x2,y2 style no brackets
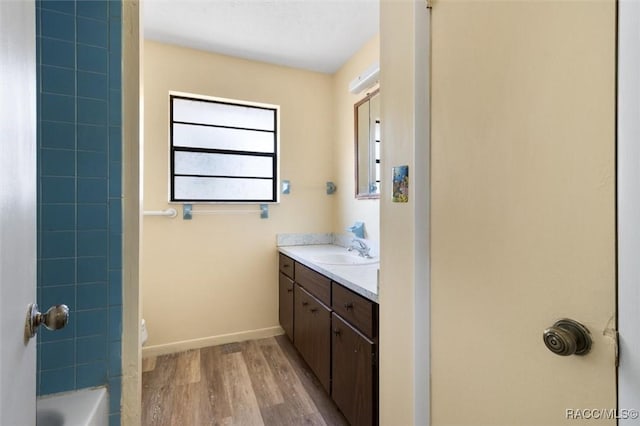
143,0,380,74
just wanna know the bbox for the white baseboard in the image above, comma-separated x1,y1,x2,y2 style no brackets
141,326,285,358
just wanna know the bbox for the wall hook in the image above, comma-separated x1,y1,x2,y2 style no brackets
326,181,337,195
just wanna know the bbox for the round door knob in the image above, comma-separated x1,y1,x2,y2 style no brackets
25,303,70,339
543,318,592,356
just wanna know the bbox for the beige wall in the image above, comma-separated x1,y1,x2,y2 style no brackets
141,41,335,351
379,1,430,424
332,35,380,243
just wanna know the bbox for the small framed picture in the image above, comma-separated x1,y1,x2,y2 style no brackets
392,165,409,203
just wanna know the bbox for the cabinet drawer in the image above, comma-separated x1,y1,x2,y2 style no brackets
279,253,295,279
332,282,376,339
294,263,331,306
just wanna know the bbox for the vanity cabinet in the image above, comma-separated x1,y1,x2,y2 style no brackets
278,254,295,341
278,252,378,425
332,313,375,426
294,284,331,393
331,282,378,426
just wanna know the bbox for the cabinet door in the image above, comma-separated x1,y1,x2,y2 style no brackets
332,313,375,426
279,272,294,341
295,284,331,393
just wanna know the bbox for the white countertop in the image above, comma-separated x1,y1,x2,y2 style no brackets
278,244,379,303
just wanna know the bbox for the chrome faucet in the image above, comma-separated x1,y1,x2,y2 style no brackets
348,239,372,258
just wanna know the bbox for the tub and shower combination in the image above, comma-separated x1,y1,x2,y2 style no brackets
36,387,108,426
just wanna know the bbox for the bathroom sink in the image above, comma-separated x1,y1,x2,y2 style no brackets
312,253,378,265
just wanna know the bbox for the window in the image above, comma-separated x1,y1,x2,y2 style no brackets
169,93,279,203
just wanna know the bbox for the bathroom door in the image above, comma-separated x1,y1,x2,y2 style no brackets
430,1,618,425
0,1,37,425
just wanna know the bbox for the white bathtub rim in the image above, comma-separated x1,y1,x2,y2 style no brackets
37,386,108,426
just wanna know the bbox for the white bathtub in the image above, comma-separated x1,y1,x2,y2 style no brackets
36,387,108,426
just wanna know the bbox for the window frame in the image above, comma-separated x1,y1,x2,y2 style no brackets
168,92,280,204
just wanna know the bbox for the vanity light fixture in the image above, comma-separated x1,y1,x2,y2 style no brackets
348,61,380,94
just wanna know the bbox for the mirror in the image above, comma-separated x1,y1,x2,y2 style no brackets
355,89,380,199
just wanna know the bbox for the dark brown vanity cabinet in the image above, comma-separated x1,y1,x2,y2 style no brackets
331,282,378,426
278,253,378,425
294,284,331,393
332,313,375,426
278,254,295,341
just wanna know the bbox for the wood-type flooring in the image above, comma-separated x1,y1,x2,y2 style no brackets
142,335,349,426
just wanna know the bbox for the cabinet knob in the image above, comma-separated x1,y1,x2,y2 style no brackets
333,329,341,336
344,302,354,310
302,301,309,306
310,307,318,313
287,288,293,293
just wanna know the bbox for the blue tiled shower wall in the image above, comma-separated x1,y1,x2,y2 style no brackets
36,1,123,425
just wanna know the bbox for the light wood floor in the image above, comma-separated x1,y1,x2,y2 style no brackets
142,335,349,426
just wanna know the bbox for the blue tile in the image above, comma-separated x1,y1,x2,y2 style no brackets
77,360,108,388
78,204,107,229
41,231,75,259
108,126,121,161
41,177,75,204
108,233,122,269
109,19,121,53
42,94,75,123
77,45,107,73
40,258,75,286
39,313,75,342
41,38,75,68
108,53,121,89
109,340,121,376
78,124,108,152
78,150,107,178
40,285,75,312
78,178,107,203
77,336,108,363
109,414,121,426
41,340,75,370
108,305,121,340
109,0,121,18
109,89,121,125
40,367,75,395
78,71,108,100
40,0,75,15
108,270,122,306
41,148,75,177
41,121,75,150
78,98,107,125
77,256,107,283
108,199,121,232
42,66,75,96
77,1,107,20
77,17,108,48
108,376,121,414
77,282,108,309
78,229,108,256
41,204,75,231
108,162,121,198
76,309,107,337
41,9,75,41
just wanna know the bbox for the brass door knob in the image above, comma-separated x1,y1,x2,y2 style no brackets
543,318,592,356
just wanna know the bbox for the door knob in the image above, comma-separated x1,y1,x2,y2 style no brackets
543,318,592,356
25,303,69,339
